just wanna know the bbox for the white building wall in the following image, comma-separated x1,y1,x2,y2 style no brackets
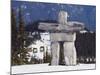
27,32,51,62
40,32,51,54
28,40,47,60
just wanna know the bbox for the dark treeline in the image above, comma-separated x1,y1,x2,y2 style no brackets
11,8,32,65
75,32,96,63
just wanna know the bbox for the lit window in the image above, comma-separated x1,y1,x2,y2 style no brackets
33,48,37,53
40,46,44,52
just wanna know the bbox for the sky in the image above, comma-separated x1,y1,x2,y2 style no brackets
11,0,96,31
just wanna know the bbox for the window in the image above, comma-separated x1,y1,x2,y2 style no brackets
40,46,44,52
28,48,32,52
33,48,37,53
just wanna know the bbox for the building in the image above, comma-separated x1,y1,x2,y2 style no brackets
26,32,51,63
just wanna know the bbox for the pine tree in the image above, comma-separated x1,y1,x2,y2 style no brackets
11,9,17,48
11,8,19,65
11,7,29,65
17,7,29,65
18,7,25,49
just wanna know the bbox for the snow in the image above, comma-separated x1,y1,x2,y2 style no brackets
80,30,88,33
11,63,95,74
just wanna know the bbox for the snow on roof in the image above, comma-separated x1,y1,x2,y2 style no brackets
80,30,88,33
28,40,46,48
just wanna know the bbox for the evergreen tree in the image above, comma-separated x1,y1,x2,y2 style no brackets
11,9,17,48
18,7,25,49
11,8,19,65
11,7,29,65
17,7,29,65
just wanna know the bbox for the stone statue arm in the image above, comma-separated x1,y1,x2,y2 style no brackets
38,22,59,31
38,22,85,32
57,21,85,32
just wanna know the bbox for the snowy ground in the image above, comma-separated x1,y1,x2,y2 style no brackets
11,63,96,74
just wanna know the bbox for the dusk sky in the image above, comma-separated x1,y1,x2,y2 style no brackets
11,0,96,31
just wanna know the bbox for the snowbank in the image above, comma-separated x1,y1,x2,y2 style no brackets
11,63,95,74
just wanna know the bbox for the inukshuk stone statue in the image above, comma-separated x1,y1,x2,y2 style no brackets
38,11,84,66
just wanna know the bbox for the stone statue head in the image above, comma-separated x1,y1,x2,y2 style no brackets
58,11,69,25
